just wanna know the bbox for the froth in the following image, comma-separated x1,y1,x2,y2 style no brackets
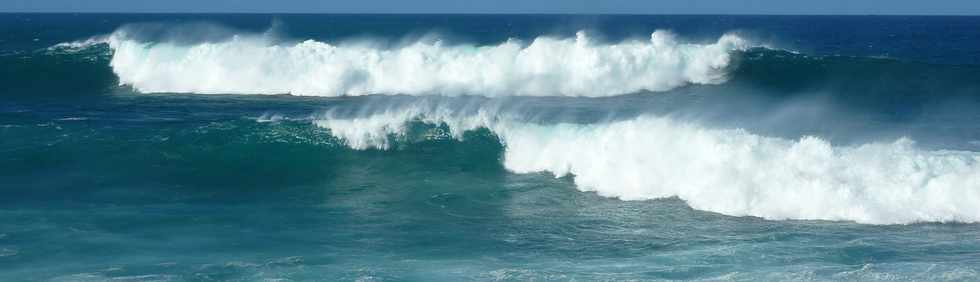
104,30,747,96
313,106,980,225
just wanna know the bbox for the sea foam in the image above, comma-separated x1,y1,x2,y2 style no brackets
313,106,980,225
102,30,747,96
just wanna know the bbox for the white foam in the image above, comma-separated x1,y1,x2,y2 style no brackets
103,30,747,96
313,107,980,225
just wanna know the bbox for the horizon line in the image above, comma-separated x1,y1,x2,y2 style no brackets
2,11,980,16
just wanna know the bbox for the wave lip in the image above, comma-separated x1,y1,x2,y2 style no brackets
101,30,748,97
312,105,980,225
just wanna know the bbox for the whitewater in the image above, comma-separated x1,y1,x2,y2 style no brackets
99,29,749,96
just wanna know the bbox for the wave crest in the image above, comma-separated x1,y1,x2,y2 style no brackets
100,30,747,96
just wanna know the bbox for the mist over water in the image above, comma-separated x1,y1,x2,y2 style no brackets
4,14,980,281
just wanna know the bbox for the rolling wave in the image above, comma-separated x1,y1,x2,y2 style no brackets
32,29,980,104
69,29,749,96
312,104,980,225
17,27,980,225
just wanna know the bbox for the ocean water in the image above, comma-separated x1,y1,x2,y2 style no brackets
3,14,980,281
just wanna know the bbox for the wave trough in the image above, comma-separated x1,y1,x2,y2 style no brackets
100,30,748,96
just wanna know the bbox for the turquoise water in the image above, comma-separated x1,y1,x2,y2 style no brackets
3,14,980,281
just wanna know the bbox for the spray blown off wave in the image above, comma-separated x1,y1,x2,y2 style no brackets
312,105,980,224
102,30,747,96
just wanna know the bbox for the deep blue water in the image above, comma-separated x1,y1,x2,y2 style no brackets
2,14,980,281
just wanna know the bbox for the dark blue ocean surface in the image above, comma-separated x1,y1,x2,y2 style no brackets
2,14,980,281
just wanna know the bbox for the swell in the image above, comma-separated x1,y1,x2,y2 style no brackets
0,45,116,97
728,49,980,109
310,103,980,225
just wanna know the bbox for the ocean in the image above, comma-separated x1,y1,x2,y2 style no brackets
2,14,980,281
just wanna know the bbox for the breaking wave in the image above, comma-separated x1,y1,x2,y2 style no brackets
312,104,980,225
97,29,748,96
34,25,980,225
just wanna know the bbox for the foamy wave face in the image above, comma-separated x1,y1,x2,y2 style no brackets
104,30,747,96
313,107,980,225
